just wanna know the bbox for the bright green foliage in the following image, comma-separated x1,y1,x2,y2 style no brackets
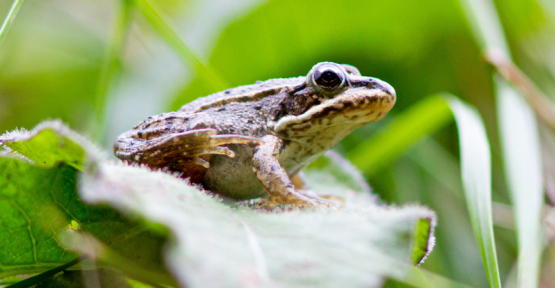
0,120,104,170
0,156,131,278
0,122,168,283
412,219,433,265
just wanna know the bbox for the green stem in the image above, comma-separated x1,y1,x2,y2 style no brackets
132,0,228,91
0,0,24,45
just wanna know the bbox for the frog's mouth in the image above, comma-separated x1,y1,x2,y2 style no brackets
274,77,395,135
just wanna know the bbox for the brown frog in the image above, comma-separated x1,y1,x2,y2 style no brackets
114,62,395,207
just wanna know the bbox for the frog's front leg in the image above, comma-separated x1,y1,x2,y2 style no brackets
252,135,320,208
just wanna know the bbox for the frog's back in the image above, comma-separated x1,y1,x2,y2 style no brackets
179,77,304,113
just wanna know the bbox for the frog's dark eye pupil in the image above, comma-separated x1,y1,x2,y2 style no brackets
314,69,342,90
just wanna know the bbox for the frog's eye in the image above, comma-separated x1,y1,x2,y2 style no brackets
312,65,345,90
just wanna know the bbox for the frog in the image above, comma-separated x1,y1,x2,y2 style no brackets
114,62,396,208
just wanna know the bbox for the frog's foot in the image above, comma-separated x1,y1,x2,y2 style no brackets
125,128,263,168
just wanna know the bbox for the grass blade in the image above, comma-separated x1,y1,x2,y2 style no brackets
496,79,544,287
0,0,24,45
447,96,501,288
459,0,544,286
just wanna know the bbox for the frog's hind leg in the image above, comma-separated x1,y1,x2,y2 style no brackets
141,129,262,165
116,128,263,181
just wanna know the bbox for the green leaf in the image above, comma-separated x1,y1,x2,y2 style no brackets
78,156,435,287
348,96,453,175
0,120,105,170
305,151,435,266
0,122,170,284
0,157,130,278
446,96,501,288
412,218,433,265
79,160,437,287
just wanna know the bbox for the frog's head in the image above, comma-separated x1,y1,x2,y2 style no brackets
274,62,396,138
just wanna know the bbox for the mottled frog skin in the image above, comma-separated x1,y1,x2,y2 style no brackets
114,62,395,207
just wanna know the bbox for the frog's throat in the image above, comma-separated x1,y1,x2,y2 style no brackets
273,88,394,134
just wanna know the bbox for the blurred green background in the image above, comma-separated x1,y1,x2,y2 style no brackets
1,0,555,287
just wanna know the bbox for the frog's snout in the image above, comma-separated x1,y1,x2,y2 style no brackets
379,80,396,99
367,77,395,98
